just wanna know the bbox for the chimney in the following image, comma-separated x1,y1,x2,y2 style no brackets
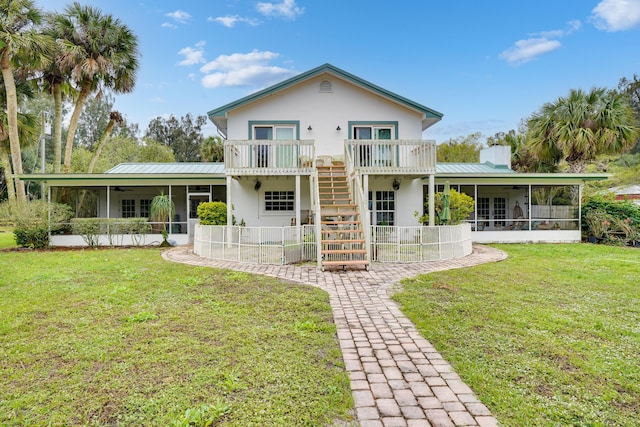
480,145,511,169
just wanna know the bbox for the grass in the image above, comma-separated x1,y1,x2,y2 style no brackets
393,244,640,427
0,226,16,249
0,248,354,426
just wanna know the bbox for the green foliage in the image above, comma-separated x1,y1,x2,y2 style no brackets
171,401,231,427
436,132,482,162
418,189,475,225
0,199,72,248
200,136,224,162
150,192,175,235
582,194,640,244
71,137,175,173
528,87,640,173
197,201,227,225
70,218,151,247
145,113,206,162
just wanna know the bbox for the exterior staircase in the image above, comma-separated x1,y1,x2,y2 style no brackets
317,164,369,271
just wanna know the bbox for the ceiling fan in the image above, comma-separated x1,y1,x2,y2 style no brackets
113,186,133,192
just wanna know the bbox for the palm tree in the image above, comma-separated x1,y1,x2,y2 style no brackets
86,111,123,174
528,88,640,173
0,75,38,200
150,192,175,246
0,0,51,200
50,2,139,174
200,135,225,162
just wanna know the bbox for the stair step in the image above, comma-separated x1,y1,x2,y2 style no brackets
322,249,367,255
321,212,359,218
321,229,362,234
321,203,357,208
321,239,365,244
322,220,361,225
321,260,369,270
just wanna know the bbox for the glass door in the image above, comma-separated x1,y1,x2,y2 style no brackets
188,193,211,241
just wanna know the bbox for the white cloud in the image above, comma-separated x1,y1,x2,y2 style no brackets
534,20,582,38
500,38,562,65
199,50,296,88
161,22,177,29
166,10,191,24
178,42,206,66
256,0,304,19
591,0,640,31
208,15,259,28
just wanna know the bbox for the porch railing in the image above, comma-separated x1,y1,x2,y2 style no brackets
345,139,436,175
224,140,316,175
345,144,371,263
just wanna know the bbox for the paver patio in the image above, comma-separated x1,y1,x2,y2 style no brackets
162,244,507,427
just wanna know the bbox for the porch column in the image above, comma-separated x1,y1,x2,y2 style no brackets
295,175,301,227
169,185,173,232
226,176,232,246
363,174,369,200
106,185,111,219
428,174,435,226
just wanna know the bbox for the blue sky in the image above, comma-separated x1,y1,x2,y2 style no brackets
40,0,640,143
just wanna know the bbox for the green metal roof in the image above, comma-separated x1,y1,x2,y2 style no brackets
207,63,443,135
106,162,224,174
436,163,515,174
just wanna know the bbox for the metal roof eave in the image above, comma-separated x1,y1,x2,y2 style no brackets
17,173,226,186
430,172,610,184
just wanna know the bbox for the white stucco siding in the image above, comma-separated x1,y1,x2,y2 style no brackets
230,176,311,227
367,176,423,227
226,74,424,156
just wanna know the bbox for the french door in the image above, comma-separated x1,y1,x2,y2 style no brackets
477,196,507,229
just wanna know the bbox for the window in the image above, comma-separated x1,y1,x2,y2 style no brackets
140,199,151,218
369,191,395,225
253,124,296,168
265,191,294,212
122,199,136,218
353,125,394,167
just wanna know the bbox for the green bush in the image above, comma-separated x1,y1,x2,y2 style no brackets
417,189,475,225
0,199,73,249
71,218,152,247
197,201,228,225
582,194,640,244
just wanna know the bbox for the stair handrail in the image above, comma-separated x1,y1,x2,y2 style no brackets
309,169,322,269
344,145,371,263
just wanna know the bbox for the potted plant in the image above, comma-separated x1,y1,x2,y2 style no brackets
150,192,175,247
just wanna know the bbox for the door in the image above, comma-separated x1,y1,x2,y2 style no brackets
477,196,507,229
188,193,211,241
353,126,393,167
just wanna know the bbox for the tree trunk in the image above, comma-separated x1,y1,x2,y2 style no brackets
52,83,63,174
87,118,116,174
1,51,26,200
63,79,92,174
0,145,16,200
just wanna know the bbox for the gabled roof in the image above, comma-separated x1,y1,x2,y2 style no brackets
107,162,224,174
207,63,443,136
436,163,515,174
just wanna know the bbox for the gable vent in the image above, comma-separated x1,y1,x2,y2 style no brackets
319,80,333,93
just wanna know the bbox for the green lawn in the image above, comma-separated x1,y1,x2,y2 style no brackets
0,227,15,249
393,244,640,427
0,248,354,426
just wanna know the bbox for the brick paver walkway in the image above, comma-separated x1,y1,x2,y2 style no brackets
162,245,507,427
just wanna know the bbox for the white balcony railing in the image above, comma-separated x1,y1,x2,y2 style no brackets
345,139,436,175
224,140,316,175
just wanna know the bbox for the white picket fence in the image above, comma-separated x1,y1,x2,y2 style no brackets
194,223,472,266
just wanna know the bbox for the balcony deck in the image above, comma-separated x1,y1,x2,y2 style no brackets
223,139,437,176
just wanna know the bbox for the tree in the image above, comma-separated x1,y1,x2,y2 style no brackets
618,74,640,153
150,192,174,246
86,111,123,174
145,114,206,162
0,0,51,200
200,135,224,162
0,72,39,201
528,88,640,173
436,132,482,163
51,2,139,174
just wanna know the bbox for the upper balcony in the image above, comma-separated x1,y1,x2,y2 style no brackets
345,139,436,175
224,140,316,176
223,139,437,176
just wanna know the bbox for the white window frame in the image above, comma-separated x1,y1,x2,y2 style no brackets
369,190,396,226
264,190,295,214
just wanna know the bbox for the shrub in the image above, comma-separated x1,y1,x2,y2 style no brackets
582,194,640,244
0,199,73,249
71,218,152,247
197,201,227,225
417,189,475,225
